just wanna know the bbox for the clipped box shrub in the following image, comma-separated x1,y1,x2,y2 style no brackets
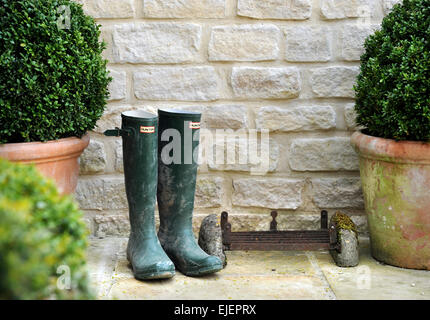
0,159,92,299
0,0,111,143
354,0,430,141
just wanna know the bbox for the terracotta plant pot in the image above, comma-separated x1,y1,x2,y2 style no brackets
0,134,90,195
351,131,430,270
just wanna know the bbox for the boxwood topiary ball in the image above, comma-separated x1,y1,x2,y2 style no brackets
0,0,111,143
354,0,430,141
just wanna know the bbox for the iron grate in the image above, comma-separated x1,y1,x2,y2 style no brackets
220,210,340,251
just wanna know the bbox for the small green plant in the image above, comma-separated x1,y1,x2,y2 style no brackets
0,159,92,299
354,0,430,141
0,0,111,144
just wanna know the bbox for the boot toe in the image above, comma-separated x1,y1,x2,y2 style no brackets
184,255,223,277
134,260,175,280
203,255,223,268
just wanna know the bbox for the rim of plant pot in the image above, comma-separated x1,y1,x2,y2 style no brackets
0,134,90,164
0,134,90,194
351,131,430,165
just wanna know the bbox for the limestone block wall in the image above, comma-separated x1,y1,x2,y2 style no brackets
74,0,402,237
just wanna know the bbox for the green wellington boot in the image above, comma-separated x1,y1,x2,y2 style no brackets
157,109,223,276
105,110,175,280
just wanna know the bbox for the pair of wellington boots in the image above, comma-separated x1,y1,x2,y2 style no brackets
105,109,222,280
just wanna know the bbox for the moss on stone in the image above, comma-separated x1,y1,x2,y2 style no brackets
332,211,358,237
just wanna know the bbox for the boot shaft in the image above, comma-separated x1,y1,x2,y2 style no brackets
106,110,159,233
157,109,202,234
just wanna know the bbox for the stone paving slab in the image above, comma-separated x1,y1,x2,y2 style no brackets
109,274,331,300
109,249,333,300
86,237,126,299
86,237,430,300
315,238,430,300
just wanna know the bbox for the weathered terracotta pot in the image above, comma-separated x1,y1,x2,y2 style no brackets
351,131,430,270
0,134,89,195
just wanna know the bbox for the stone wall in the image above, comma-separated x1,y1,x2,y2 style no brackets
74,0,402,237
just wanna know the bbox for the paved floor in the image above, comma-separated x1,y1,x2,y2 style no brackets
87,237,430,300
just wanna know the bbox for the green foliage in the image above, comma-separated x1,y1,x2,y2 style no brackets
354,0,430,141
0,159,93,299
0,0,111,143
